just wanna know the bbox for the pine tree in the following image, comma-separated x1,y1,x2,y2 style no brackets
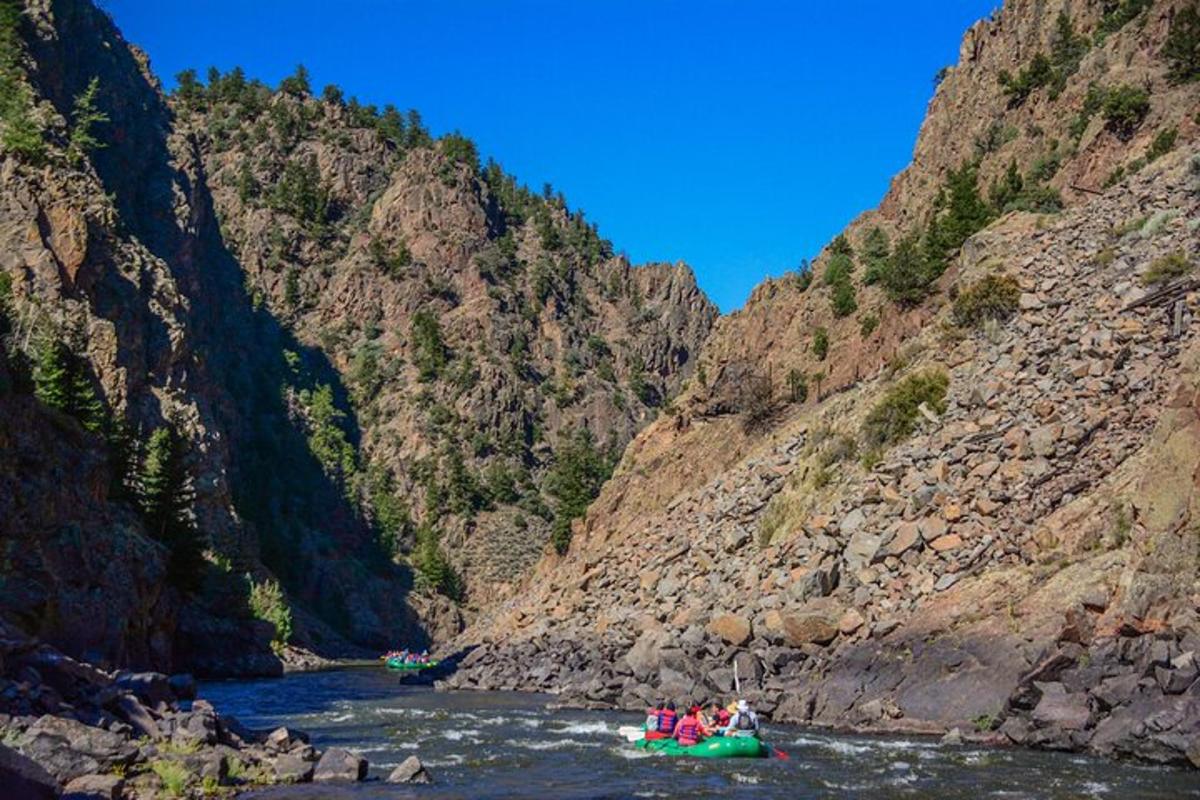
545,428,614,554
66,77,108,167
139,425,204,592
33,339,106,432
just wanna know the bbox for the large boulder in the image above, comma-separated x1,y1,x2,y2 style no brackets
0,743,58,800
706,614,752,647
387,755,432,784
16,716,137,783
312,747,368,782
63,773,125,799
779,614,838,647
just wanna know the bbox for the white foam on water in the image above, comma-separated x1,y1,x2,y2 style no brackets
552,720,612,736
731,773,759,785
1081,782,1111,795
513,738,589,751
614,747,656,760
322,712,355,723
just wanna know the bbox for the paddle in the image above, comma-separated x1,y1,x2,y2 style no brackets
617,725,645,743
770,745,790,759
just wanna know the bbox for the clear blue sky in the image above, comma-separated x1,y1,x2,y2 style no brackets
102,1,995,312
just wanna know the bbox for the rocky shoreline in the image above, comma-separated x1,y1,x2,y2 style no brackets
0,621,433,798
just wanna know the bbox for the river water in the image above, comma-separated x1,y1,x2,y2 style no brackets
201,667,1197,799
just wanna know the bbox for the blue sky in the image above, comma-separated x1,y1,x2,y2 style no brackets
103,1,996,312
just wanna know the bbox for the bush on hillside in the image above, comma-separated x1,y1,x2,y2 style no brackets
998,53,1053,106
1101,85,1150,140
811,327,829,360
860,369,949,450
1164,2,1200,84
248,578,293,654
951,274,1021,327
1140,251,1194,286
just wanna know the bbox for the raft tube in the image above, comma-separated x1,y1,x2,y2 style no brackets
635,735,768,759
385,657,439,671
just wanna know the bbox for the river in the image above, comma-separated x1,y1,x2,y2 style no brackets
200,667,1197,799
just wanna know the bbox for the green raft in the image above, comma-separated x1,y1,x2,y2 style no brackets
635,735,768,759
385,657,439,671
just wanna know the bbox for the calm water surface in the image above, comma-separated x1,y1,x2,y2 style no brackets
200,668,1198,799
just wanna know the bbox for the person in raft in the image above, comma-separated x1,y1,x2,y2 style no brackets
645,702,663,732
645,701,677,740
673,706,706,747
721,700,760,737
700,701,731,736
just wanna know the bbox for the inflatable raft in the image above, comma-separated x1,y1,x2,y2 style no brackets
385,657,439,671
634,734,768,759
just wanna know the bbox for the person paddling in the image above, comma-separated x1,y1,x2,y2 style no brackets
723,699,760,737
673,705,704,747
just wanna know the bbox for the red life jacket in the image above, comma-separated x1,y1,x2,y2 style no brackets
675,716,701,746
716,709,731,726
658,709,677,733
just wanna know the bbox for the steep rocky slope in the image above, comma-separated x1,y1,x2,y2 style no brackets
447,0,1200,767
176,78,715,601
0,0,715,676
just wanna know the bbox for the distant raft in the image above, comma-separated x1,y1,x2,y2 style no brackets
385,657,439,671
634,735,768,759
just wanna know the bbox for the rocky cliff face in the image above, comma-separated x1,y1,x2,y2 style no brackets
0,0,715,671
179,86,715,599
448,0,1200,767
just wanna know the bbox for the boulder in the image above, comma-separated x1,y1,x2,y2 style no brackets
272,753,315,783
929,534,963,552
780,615,838,647
313,747,368,782
706,614,752,647
1031,685,1090,731
113,672,173,708
0,743,58,800
18,716,137,783
387,755,432,784
168,674,197,701
64,773,125,800
838,609,865,635
879,522,920,559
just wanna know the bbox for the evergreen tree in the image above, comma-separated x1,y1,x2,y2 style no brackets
279,63,311,96
66,77,108,167
173,68,204,108
33,339,106,432
410,310,448,381
544,428,614,554
138,425,204,592
0,0,45,162
1164,2,1200,84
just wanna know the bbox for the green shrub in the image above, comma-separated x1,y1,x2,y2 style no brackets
859,311,880,337
823,253,853,286
830,278,858,317
952,274,1021,327
811,327,829,360
248,578,293,654
860,369,949,450
1164,2,1200,84
1101,85,1150,140
1099,0,1154,36
878,232,936,304
150,760,190,798
1146,127,1177,162
1140,251,1194,286
786,368,808,403
66,77,108,167
545,428,614,553
411,310,448,381
860,227,890,285
998,53,1053,106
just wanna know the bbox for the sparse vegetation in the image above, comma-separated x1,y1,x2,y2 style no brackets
150,760,191,797
1164,2,1200,84
998,53,1053,106
0,0,45,162
248,578,293,654
1140,251,1194,286
860,369,949,450
812,327,829,360
1146,127,1177,162
951,274,1021,328
544,428,615,553
859,311,880,337
138,424,206,592
1100,84,1150,141
67,77,108,167
410,310,448,381
786,368,808,403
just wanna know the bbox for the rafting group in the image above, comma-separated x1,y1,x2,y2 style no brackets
625,698,772,758
382,649,438,671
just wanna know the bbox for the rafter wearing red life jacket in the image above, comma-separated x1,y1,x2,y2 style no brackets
674,708,703,747
657,705,678,734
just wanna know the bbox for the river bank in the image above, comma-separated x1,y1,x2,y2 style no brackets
203,667,1200,799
